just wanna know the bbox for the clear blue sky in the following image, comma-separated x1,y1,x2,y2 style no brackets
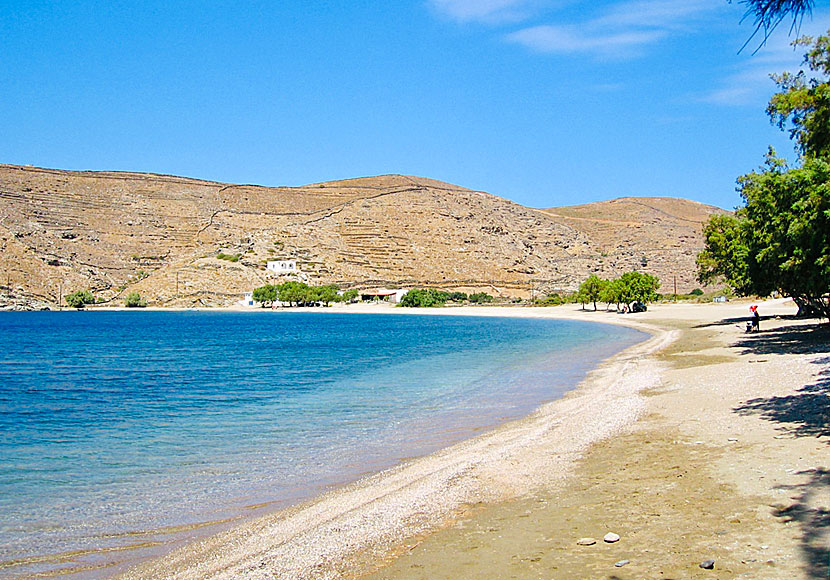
3,1,828,209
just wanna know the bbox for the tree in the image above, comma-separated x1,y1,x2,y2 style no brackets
578,275,606,311
468,292,494,304
767,33,830,157
277,281,310,306
697,33,830,320
65,290,94,309
398,288,448,307
252,284,278,307
124,292,147,307
317,285,340,306
341,289,359,303
600,278,626,311
618,271,661,304
740,0,814,45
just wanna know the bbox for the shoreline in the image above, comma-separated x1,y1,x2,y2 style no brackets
113,304,672,580
360,299,830,580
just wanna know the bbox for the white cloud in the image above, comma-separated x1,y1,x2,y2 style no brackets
505,0,721,58
426,0,537,24
506,24,665,57
595,0,715,30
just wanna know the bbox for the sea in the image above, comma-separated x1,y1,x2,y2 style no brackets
0,310,646,579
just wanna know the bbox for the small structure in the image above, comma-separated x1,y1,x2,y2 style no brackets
713,296,729,303
267,260,297,274
360,288,408,303
240,291,254,307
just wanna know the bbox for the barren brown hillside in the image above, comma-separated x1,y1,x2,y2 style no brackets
0,164,725,308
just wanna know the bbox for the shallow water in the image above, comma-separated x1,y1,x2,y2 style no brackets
0,310,645,578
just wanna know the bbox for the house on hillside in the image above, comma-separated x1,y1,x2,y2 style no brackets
267,260,297,274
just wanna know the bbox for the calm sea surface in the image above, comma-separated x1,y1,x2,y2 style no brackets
0,311,645,578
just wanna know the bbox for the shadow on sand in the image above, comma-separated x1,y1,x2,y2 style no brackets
771,469,830,579
729,322,829,578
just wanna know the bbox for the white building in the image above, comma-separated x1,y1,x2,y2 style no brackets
267,260,297,274
240,291,254,307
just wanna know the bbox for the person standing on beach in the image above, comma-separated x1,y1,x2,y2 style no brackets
750,305,760,331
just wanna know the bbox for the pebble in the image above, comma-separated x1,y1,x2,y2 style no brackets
700,559,715,569
576,537,596,546
614,559,630,567
603,532,621,543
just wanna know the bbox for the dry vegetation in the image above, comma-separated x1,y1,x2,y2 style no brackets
0,164,726,308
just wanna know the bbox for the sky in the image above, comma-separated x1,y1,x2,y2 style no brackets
3,1,830,210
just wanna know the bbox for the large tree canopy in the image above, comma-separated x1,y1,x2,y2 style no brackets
698,32,830,319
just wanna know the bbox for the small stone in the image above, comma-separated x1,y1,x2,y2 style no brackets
700,559,715,569
614,559,630,567
603,532,621,543
576,537,597,546
728,437,738,442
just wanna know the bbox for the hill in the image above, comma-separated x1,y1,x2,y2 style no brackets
0,164,726,308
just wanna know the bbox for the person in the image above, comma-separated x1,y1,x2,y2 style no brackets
750,305,760,331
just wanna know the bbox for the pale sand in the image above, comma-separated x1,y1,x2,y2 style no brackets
116,300,830,579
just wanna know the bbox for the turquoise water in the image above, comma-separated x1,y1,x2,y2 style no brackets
0,311,645,578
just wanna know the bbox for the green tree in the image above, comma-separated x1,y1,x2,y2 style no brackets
468,292,494,304
124,292,147,307
317,285,340,306
578,274,606,311
600,278,625,311
399,288,448,307
65,290,94,309
698,33,830,319
341,289,359,303
252,284,278,307
618,271,661,305
277,281,310,306
768,33,830,158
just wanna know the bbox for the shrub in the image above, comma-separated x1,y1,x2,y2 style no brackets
124,292,147,307
468,292,494,304
65,290,94,309
217,252,241,262
399,288,449,307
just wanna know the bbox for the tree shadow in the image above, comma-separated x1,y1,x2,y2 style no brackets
771,468,830,579
734,356,830,440
733,323,830,356
693,313,803,330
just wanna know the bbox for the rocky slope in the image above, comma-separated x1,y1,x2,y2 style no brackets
0,164,726,308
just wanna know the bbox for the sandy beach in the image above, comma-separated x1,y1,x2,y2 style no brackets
115,300,829,580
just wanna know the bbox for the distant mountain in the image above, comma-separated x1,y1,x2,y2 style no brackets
0,165,726,308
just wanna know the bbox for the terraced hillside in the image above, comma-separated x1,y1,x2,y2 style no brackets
0,164,725,308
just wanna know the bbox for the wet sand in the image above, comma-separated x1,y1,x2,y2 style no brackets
115,300,830,580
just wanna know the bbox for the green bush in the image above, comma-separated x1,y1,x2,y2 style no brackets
399,288,449,307
65,290,94,309
690,288,704,296
217,252,241,262
468,292,495,304
124,292,147,307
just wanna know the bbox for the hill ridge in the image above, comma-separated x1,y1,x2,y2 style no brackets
0,164,725,309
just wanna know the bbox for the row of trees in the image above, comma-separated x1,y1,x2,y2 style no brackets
398,289,495,308
252,282,359,307
65,290,147,308
577,272,661,311
697,33,830,320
